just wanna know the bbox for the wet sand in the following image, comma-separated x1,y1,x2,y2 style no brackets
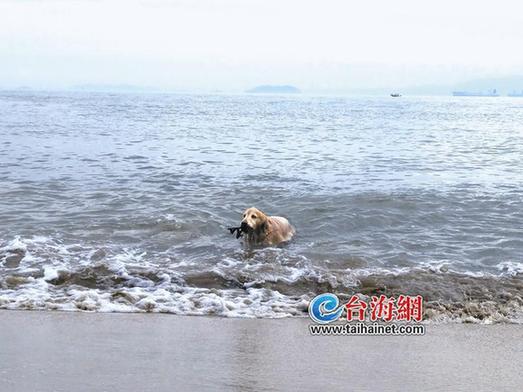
0,310,521,391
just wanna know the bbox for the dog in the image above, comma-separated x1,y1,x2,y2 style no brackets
240,207,295,246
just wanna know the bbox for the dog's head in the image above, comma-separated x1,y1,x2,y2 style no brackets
241,207,268,234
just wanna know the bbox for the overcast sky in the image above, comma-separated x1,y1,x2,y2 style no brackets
1,0,522,91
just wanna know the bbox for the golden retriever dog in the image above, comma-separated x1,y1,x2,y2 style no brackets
240,207,295,245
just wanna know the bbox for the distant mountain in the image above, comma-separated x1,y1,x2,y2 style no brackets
452,76,523,95
338,75,523,96
246,85,301,94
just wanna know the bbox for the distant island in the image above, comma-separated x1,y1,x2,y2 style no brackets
246,85,301,94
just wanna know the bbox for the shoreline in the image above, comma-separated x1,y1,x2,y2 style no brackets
0,310,521,391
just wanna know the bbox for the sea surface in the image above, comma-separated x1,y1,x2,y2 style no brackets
1,91,522,322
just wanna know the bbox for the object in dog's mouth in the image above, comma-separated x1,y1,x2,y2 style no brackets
228,226,243,239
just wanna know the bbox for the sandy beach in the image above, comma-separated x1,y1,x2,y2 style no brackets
0,310,521,392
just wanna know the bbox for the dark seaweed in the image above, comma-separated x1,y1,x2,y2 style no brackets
227,227,244,239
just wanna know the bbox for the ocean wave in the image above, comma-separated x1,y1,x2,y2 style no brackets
1,235,522,323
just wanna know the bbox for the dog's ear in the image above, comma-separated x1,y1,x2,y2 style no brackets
259,219,268,235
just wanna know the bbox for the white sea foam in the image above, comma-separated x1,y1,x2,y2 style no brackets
0,235,522,323
496,261,523,277
1,236,28,253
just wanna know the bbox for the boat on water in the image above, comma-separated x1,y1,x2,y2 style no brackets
452,89,499,97
390,93,401,97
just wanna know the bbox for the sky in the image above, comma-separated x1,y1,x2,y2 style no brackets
1,0,523,92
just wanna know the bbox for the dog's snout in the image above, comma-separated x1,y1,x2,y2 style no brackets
240,221,250,231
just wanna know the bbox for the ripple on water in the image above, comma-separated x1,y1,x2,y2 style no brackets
1,93,522,322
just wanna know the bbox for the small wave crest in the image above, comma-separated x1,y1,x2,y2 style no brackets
0,235,522,323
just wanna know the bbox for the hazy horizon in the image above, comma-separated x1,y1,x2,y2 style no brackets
1,0,523,93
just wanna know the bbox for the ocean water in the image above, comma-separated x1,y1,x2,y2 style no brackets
1,91,522,322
